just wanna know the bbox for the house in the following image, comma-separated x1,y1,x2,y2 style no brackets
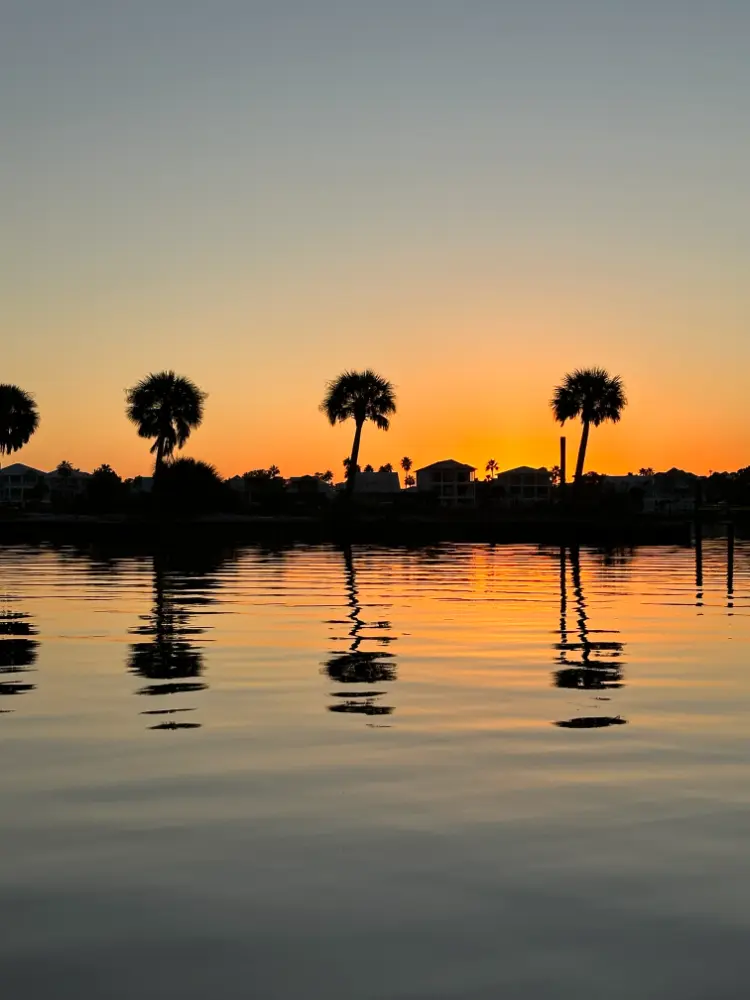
226,473,286,507
286,476,336,497
416,460,476,506
0,463,46,504
0,462,92,506
494,466,552,503
347,470,401,494
45,467,91,501
127,476,154,495
602,470,697,513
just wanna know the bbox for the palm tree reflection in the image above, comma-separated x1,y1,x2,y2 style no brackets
0,607,38,705
322,546,397,721
555,715,627,729
128,551,224,730
553,546,628,729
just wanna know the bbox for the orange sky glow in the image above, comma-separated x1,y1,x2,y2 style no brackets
4,4,748,480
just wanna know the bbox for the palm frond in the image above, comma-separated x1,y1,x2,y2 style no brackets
551,367,626,426
0,384,40,456
126,371,206,461
320,369,396,428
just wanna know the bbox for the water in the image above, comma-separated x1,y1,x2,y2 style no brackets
1,541,748,999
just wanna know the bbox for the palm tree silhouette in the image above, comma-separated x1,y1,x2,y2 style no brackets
126,371,206,474
400,456,413,474
485,458,498,480
321,370,396,494
0,385,39,468
551,368,626,483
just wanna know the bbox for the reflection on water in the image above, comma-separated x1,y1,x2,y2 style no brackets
555,715,628,729
127,551,227,730
0,541,748,999
553,546,627,730
0,603,38,704
322,546,397,721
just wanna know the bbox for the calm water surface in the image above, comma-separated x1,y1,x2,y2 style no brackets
1,541,748,999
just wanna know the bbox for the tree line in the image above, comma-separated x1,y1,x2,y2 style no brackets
1,367,628,492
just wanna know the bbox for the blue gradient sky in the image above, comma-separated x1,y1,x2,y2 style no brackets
3,1,749,476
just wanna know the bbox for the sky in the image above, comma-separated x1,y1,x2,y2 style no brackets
2,1,749,478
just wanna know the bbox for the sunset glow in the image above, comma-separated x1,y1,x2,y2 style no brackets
4,4,748,478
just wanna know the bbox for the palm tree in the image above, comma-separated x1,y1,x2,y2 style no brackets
321,370,396,494
126,371,206,474
268,465,281,478
401,456,415,489
0,385,39,469
551,368,627,483
485,458,498,480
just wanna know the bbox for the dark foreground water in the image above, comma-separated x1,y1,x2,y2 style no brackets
1,541,748,999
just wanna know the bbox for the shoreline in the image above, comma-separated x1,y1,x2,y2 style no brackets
0,511,703,546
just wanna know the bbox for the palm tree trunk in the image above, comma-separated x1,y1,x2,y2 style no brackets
346,421,364,495
154,436,166,475
574,420,590,483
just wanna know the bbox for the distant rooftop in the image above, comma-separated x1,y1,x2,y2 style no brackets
0,463,44,476
497,466,549,475
417,459,477,472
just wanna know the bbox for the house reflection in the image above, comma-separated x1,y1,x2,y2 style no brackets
322,546,397,721
128,549,228,730
0,607,39,706
553,546,628,730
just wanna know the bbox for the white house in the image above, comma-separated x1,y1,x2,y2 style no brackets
0,463,46,504
416,460,476,506
0,463,92,505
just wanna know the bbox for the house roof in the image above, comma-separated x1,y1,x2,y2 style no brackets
46,468,90,479
417,459,477,472
0,463,45,476
497,466,550,475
